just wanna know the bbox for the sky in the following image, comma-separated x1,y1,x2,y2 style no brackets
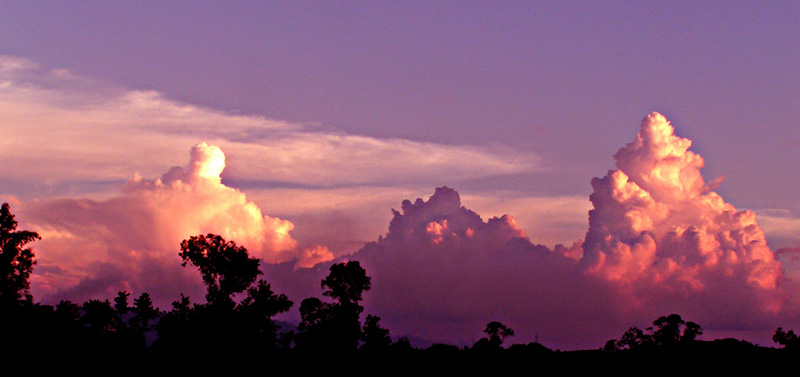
1,2,799,350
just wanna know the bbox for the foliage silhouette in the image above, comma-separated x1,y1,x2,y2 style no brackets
4,202,800,359
618,327,652,350
361,314,392,352
132,292,159,334
472,321,515,350
322,261,372,306
157,234,292,355
296,261,373,352
0,203,40,306
237,279,293,348
114,290,130,314
390,336,414,353
652,313,702,345
773,327,800,349
56,300,81,322
179,233,261,307
81,299,120,335
605,314,703,351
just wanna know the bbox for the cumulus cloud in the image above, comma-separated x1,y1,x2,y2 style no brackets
266,187,599,348
266,113,797,350
347,188,589,342
580,113,782,305
242,187,591,259
19,143,328,306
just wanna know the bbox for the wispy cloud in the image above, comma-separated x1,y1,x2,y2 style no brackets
0,55,540,197
753,209,800,250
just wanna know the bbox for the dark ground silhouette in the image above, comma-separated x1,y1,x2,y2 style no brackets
1,202,799,365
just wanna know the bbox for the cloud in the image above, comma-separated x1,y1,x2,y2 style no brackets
19,143,327,306
753,209,800,250
0,55,539,198
265,113,797,350
265,187,599,348
343,187,595,346
580,113,782,298
4,54,797,348
240,187,591,259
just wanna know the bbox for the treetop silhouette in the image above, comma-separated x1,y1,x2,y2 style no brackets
773,327,800,349
322,260,371,307
473,321,515,350
296,260,375,352
605,313,703,352
0,203,40,306
156,233,293,354
179,233,261,307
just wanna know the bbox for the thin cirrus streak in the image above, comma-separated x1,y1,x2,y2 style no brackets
0,55,540,197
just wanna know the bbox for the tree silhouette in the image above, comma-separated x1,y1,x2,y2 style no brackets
0,203,40,306
606,314,703,351
485,321,514,346
361,314,391,352
618,326,652,350
653,314,681,346
53,300,86,349
652,314,702,346
158,234,293,354
603,339,620,352
237,279,293,348
299,297,329,330
114,290,130,315
296,261,372,352
322,261,372,306
179,234,261,307
473,321,514,350
682,320,703,342
153,295,195,352
171,294,192,320
773,327,800,349
56,300,81,323
81,299,120,335
132,292,159,334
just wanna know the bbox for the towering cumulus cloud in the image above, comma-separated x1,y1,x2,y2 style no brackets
277,112,793,349
310,187,593,347
21,143,331,305
580,113,783,315
125,143,298,259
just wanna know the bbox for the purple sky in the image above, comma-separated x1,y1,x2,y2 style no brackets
1,2,799,349
3,2,799,195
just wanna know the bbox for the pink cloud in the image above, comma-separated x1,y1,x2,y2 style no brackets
11,111,799,350
266,113,797,350
580,113,783,309
19,143,331,306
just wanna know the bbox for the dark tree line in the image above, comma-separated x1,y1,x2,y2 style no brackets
602,314,703,352
1,202,799,358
